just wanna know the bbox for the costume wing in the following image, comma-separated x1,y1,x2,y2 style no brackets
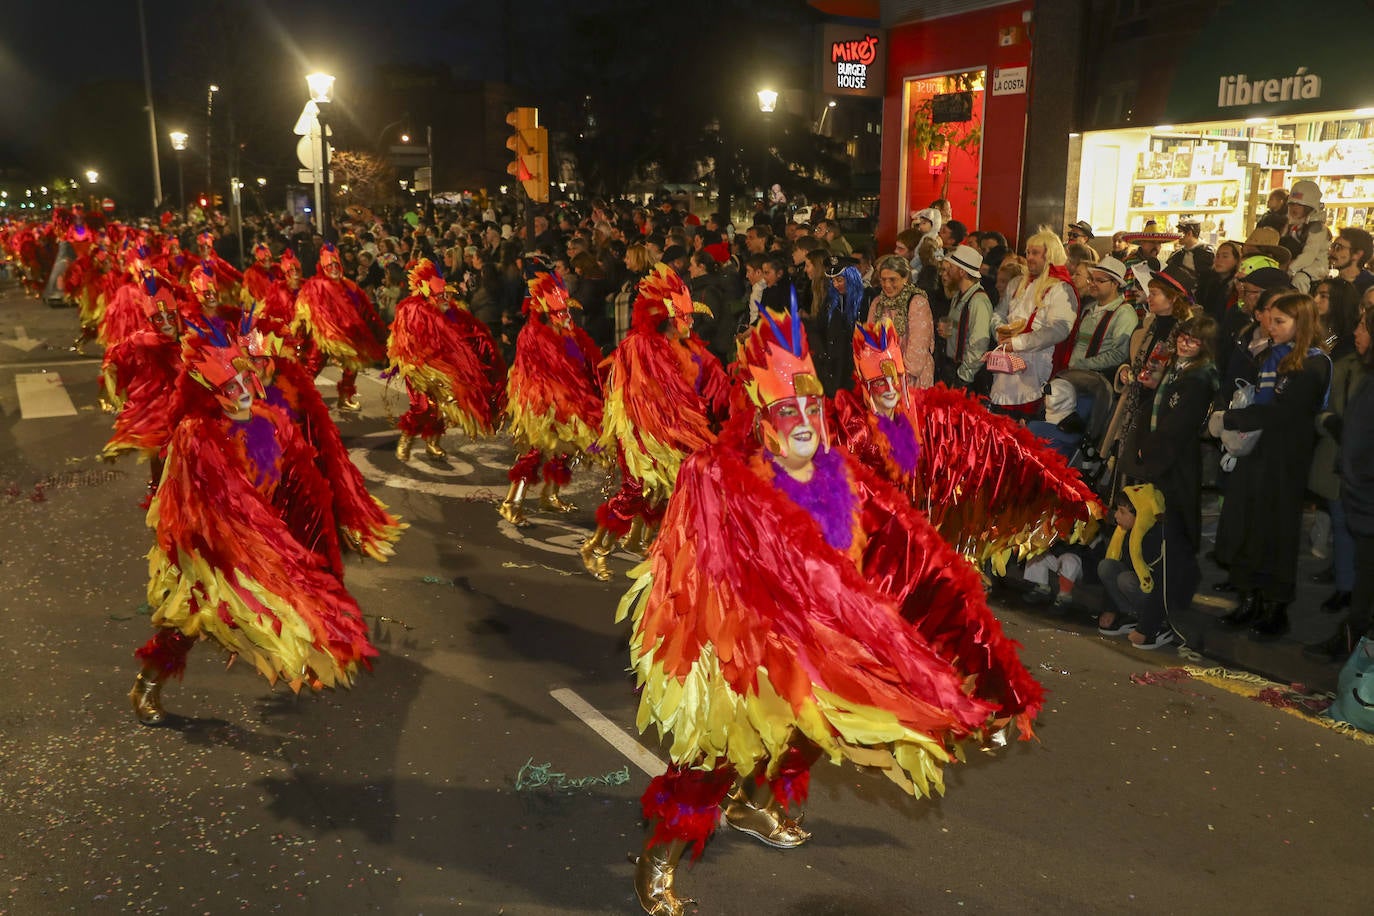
294,278,386,368
911,384,1103,570
506,318,604,454
147,410,375,689
618,444,995,799
387,297,497,436
100,332,181,457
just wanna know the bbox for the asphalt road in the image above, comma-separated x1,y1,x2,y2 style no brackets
0,277,1366,915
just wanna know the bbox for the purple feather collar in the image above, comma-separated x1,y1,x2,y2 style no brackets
875,410,921,476
766,446,857,551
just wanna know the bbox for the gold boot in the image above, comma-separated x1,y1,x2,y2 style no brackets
497,480,531,527
423,436,447,458
538,480,577,513
723,781,811,848
395,433,414,461
632,839,693,916
579,526,614,581
129,667,168,727
338,395,361,412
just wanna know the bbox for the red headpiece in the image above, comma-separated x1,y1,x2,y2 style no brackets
183,319,265,413
318,243,341,268
523,271,576,322
631,263,710,335
190,262,218,302
279,249,301,278
852,318,911,414
253,242,272,264
407,258,446,297
197,230,216,250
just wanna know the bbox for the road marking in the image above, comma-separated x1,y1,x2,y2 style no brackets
550,688,666,777
2,326,44,352
15,371,77,418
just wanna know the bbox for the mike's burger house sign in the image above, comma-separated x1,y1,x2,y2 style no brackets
819,24,885,99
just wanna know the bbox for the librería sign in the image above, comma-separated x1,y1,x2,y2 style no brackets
1217,66,1322,108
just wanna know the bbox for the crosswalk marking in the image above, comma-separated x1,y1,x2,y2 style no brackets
15,371,78,419
550,688,666,777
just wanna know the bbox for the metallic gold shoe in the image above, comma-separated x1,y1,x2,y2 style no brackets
538,481,577,513
621,517,655,557
723,786,811,848
423,436,447,458
497,480,531,527
395,433,414,461
580,526,614,581
633,841,693,916
129,668,167,726
338,396,361,412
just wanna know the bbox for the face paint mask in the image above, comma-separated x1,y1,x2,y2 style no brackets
215,371,262,415
763,393,825,460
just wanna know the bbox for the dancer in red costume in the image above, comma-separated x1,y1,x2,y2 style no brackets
99,279,184,501
387,258,506,460
499,270,603,526
129,326,379,725
99,252,191,350
260,249,305,344
195,228,243,293
241,241,281,306
832,319,1103,569
189,260,244,326
583,264,730,579
620,304,1045,915
293,243,387,413
155,235,194,286
66,243,119,352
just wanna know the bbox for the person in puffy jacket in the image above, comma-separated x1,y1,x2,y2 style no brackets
1281,180,1331,294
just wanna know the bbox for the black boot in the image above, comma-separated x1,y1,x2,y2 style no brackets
1219,591,1262,627
1248,599,1290,640
1302,622,1354,663
1321,591,1352,613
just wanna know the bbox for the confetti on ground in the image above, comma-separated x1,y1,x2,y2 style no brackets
514,758,631,792
500,562,573,577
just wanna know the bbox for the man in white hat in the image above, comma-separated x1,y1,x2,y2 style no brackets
1282,179,1331,293
1069,255,1139,379
937,244,994,390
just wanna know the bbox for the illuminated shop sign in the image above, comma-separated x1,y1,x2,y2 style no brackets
819,24,885,99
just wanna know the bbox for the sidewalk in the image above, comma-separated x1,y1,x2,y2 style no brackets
1010,495,1348,694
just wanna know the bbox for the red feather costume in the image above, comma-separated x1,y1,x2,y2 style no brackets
241,242,281,306
498,271,604,526
387,259,505,458
622,305,1040,916
292,244,387,410
129,329,380,727
582,264,730,580
194,230,244,294
832,323,1102,571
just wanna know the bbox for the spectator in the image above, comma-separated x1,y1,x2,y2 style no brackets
935,245,992,392
1166,217,1215,277
742,253,767,328
939,219,968,255
867,253,934,390
1196,239,1242,340
374,261,406,325
1281,180,1331,293
893,228,923,271
612,242,651,343
1305,304,1368,652
1132,313,1221,639
978,230,1008,257
814,219,853,258
989,229,1077,419
1329,227,1374,296
994,256,1028,321
1257,187,1290,233
1110,231,1133,262
1095,486,1166,642
911,208,942,270
1306,306,1374,660
686,250,733,364
1216,292,1334,638
1065,242,1099,302
1065,220,1094,246
1315,277,1361,359
1069,255,1138,380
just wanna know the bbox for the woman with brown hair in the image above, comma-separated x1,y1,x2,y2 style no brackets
1216,292,1334,638
612,243,651,343
866,253,934,389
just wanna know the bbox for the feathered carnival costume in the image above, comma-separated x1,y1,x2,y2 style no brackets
387,258,506,459
498,269,604,525
194,229,244,294
99,278,185,499
618,305,1044,916
832,318,1102,571
129,322,383,727
292,243,388,412
241,241,282,307
582,263,731,580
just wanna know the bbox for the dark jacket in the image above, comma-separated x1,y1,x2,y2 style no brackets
1137,361,1220,550
687,271,736,365
1215,352,1333,590
1340,367,1374,536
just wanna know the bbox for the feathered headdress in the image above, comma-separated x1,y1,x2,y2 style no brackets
138,274,177,320
852,318,910,413
253,241,273,264
197,230,216,250
631,262,711,334
318,242,341,270
182,316,257,394
406,258,446,297
522,270,575,317
742,292,829,457
189,262,218,300
278,248,301,277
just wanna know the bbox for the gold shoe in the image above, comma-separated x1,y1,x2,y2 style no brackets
497,480,530,527
723,786,811,848
579,526,614,581
338,396,361,412
395,433,413,461
538,481,577,513
129,668,167,726
423,436,447,458
633,842,693,916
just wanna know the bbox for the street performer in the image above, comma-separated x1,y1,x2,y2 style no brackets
293,242,388,413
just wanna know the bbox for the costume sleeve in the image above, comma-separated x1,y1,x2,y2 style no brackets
618,445,993,798
388,298,498,436
910,384,1103,569
147,415,376,689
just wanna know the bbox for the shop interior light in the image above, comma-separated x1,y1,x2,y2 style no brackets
1355,108,1374,117
1153,125,1176,132
1245,117,1267,125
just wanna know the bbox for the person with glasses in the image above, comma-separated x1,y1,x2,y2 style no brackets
1065,219,1094,245
1329,227,1374,296
1069,256,1139,381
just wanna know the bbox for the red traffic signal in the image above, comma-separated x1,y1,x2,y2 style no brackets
505,107,548,203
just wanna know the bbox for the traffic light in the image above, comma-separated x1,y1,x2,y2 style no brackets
198,196,209,208
505,107,549,204
213,194,224,207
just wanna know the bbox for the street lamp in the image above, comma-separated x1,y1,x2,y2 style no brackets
85,169,99,185
169,129,188,212
206,83,219,201
306,72,336,241
256,177,266,187
756,89,779,113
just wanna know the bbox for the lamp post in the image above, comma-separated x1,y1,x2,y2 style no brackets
306,72,336,241
206,83,219,200
757,89,778,199
169,130,188,213
84,169,99,214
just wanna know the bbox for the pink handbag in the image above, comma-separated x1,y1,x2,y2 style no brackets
983,344,1027,374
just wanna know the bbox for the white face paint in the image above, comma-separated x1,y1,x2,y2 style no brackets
220,372,255,414
782,395,823,461
876,387,901,413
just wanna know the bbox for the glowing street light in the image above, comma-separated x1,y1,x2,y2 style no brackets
169,130,189,211
169,130,188,151
256,177,267,187
85,169,99,184
305,72,335,103
305,72,336,240
400,133,410,143
757,89,779,113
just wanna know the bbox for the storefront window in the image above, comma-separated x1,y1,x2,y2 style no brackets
900,70,985,230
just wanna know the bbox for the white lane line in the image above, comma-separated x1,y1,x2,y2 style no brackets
550,687,666,777
15,371,78,419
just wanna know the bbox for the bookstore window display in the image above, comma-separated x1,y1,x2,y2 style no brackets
1075,110,1374,244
